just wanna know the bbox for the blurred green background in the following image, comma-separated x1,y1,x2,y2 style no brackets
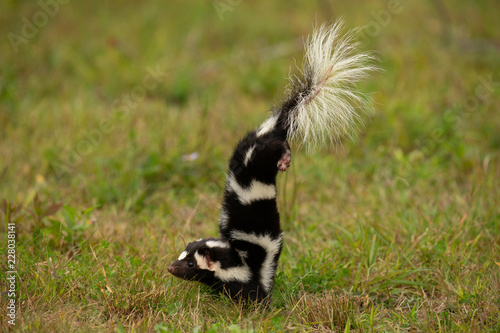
1,0,499,206
1,0,499,332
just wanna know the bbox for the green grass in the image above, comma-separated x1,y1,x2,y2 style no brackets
1,0,499,331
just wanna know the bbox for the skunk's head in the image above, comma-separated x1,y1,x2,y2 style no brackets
168,239,229,282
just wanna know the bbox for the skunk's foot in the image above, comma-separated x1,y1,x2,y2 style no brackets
277,149,291,172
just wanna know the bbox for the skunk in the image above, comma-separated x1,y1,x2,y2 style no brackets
168,21,377,302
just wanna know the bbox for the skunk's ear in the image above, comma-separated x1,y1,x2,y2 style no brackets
198,246,211,257
197,246,217,270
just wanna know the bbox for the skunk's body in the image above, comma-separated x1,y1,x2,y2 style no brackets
168,21,377,302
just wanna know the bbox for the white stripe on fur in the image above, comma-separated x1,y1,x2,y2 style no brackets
205,240,230,249
243,145,256,166
194,252,209,270
214,264,252,283
227,172,276,205
219,208,229,231
230,230,283,292
256,114,278,137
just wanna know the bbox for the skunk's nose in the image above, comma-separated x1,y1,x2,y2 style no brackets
168,266,174,274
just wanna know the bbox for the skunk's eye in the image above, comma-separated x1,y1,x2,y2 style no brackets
187,262,194,268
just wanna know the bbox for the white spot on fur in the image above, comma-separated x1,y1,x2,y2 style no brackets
243,145,256,166
227,172,276,205
230,230,283,292
178,251,188,261
256,115,278,137
236,249,248,259
206,240,229,249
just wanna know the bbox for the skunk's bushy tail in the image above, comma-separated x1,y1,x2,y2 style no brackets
259,20,378,150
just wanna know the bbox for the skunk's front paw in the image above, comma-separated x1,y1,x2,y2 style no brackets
277,149,291,172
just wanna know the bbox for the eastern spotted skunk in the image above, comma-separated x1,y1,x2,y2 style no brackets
168,21,377,302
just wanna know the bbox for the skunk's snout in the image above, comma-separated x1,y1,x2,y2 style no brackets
168,263,184,277
168,262,190,280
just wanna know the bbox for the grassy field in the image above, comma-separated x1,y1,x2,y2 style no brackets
1,0,499,331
